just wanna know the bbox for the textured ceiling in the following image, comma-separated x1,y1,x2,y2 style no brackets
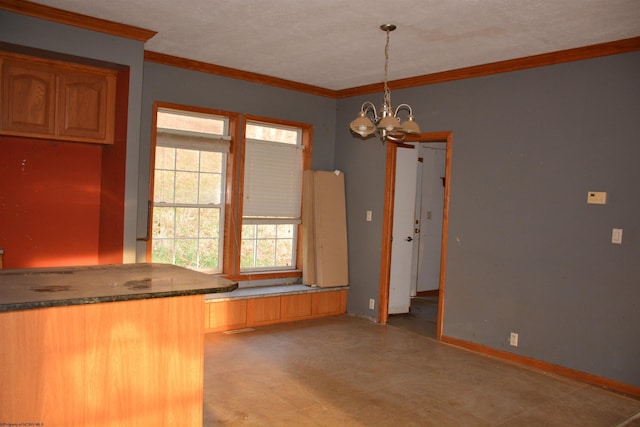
28,0,640,90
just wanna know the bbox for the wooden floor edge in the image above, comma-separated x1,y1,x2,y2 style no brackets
440,335,640,398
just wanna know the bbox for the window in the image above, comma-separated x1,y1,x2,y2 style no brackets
241,121,304,271
150,107,229,272
148,106,310,279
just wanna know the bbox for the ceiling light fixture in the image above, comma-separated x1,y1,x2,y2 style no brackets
350,24,420,143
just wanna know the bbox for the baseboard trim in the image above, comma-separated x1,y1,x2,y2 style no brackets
441,335,640,398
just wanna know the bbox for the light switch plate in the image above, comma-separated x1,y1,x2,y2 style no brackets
612,228,623,244
587,191,607,205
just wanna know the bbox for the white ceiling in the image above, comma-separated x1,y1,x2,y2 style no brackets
30,0,640,91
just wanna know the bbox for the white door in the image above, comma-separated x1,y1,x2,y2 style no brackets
388,147,418,314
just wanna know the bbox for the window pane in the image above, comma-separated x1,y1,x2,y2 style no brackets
155,146,175,169
157,111,225,135
175,171,199,204
199,238,219,269
175,239,198,268
242,224,256,239
246,123,298,145
199,172,222,205
257,224,276,238
240,239,255,269
255,239,276,267
152,239,174,264
200,208,220,238
152,207,175,238
153,170,175,203
200,151,222,173
176,149,200,171
277,224,294,238
175,207,198,237
276,239,293,267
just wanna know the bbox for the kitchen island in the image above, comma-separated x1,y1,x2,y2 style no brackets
0,263,237,427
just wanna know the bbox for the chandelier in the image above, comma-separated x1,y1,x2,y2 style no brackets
350,24,420,143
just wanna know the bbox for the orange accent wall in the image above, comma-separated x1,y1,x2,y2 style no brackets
0,136,103,268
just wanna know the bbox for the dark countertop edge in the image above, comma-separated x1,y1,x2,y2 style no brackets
0,283,238,313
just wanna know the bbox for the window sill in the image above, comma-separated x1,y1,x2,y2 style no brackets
223,269,302,283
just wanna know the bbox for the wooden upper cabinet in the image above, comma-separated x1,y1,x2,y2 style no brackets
57,69,115,143
1,60,56,136
0,53,116,144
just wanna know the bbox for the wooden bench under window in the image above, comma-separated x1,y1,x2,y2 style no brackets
204,285,348,333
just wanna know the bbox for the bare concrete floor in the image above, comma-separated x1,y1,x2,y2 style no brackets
203,315,640,426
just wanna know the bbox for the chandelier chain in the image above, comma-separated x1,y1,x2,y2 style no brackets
383,28,391,110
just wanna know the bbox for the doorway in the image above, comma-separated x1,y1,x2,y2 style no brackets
387,142,446,338
378,132,452,340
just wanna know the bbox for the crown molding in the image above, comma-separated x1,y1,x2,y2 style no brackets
148,37,640,100
337,36,640,99
144,51,337,99
0,0,156,42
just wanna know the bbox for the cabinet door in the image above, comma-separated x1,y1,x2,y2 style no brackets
1,60,56,136
57,70,116,144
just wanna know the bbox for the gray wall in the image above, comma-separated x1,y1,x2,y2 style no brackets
336,52,640,386
0,11,145,263
138,62,337,260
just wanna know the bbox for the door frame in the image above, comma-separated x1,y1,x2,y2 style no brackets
377,131,452,340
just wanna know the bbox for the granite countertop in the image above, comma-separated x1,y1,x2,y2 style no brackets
0,263,238,312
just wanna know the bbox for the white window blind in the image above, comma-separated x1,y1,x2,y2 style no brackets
157,128,230,153
243,138,302,220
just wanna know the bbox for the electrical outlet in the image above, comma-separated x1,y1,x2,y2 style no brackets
369,299,375,310
510,332,519,347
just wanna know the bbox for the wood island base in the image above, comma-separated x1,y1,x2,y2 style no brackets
0,294,205,426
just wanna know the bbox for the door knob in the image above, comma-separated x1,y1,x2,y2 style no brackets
405,236,413,242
